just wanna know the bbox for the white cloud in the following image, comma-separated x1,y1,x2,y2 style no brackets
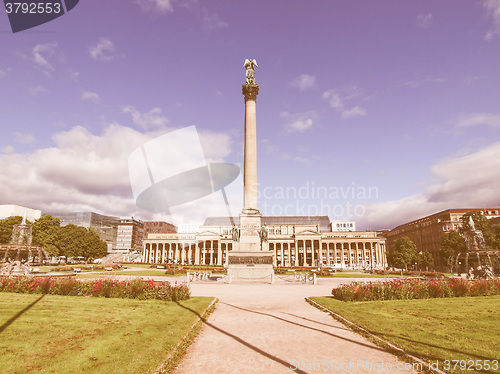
322,86,367,119
416,13,433,29
455,113,500,128
0,67,11,79
81,91,101,103
290,74,316,91
123,106,169,130
71,72,80,82
2,146,14,154
404,76,445,88
484,0,500,40
0,123,237,224
293,156,312,166
358,142,500,230
202,8,228,31
198,130,233,162
135,0,173,13
89,38,115,61
14,132,35,144
289,119,313,133
281,111,315,133
28,85,48,96
341,106,366,119
32,42,62,76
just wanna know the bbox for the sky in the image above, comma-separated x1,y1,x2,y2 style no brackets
1,0,500,230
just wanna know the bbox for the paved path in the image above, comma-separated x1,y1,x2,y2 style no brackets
172,277,420,374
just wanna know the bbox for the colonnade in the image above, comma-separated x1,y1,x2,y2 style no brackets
142,238,386,269
269,239,385,268
142,240,232,266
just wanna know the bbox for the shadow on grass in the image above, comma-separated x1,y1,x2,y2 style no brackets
377,331,499,373
175,301,309,374
314,299,499,374
0,294,45,334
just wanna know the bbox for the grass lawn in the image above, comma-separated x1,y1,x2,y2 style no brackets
310,296,500,374
0,292,214,373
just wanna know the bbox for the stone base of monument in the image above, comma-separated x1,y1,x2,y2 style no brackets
227,252,274,283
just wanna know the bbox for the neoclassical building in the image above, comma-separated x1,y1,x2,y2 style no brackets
142,216,387,269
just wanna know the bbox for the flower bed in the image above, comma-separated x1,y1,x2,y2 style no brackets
332,278,500,302
370,269,445,278
0,276,190,301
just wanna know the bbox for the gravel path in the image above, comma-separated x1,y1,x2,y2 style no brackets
171,277,420,374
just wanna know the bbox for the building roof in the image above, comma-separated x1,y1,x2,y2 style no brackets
203,215,331,232
0,204,42,221
389,208,500,232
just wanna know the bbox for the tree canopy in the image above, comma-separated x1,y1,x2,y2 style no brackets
3,215,108,261
32,215,61,257
0,216,23,244
417,250,434,270
59,224,107,260
441,230,467,264
387,236,417,270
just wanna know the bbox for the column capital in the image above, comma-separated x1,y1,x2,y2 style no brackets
242,84,259,102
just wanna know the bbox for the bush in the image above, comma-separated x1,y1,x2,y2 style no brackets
371,269,445,278
332,278,500,302
0,276,190,301
165,268,187,276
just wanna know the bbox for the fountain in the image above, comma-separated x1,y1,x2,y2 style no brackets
452,216,499,279
0,214,49,275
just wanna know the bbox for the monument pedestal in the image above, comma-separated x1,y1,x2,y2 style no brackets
227,209,274,283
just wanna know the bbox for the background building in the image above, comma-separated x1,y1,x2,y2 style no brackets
116,217,144,253
331,221,356,232
385,208,500,269
144,221,176,236
178,224,200,234
46,211,119,252
143,215,387,269
0,204,41,222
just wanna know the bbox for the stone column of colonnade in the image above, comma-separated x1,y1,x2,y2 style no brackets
195,240,200,265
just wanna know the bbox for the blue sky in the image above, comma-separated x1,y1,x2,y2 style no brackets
1,0,500,230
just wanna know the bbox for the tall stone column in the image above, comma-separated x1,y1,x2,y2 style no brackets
242,84,259,210
227,59,274,283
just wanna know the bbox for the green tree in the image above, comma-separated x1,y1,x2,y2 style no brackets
83,229,108,260
494,224,500,247
417,250,434,270
59,224,107,260
460,211,498,249
388,236,417,270
32,215,61,257
58,224,80,258
440,230,466,264
0,216,23,244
